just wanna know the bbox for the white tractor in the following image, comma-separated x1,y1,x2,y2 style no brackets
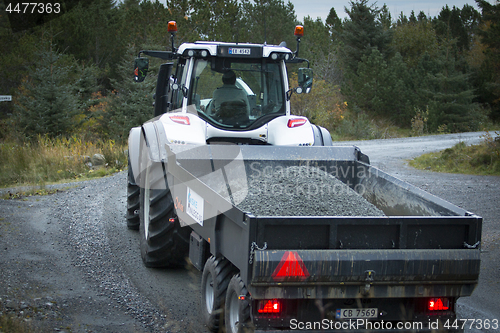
127,21,332,266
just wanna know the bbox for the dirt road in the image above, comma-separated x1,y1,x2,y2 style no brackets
0,132,498,332
0,173,204,333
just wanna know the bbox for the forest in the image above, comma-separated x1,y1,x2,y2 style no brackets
0,0,499,143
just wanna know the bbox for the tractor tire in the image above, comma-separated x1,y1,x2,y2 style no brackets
201,256,234,332
139,159,190,267
126,159,140,230
225,274,253,333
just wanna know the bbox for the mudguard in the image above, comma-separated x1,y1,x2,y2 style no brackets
319,125,333,146
142,121,162,162
128,126,142,185
128,119,169,185
312,125,333,146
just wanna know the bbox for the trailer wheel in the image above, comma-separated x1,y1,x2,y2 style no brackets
126,159,140,230
201,256,234,332
139,158,190,267
225,274,253,333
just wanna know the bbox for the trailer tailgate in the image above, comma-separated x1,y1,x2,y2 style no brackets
250,248,480,299
247,214,481,299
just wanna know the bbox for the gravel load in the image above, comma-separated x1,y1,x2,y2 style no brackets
236,165,385,217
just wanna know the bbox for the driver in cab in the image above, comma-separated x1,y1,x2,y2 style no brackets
211,70,250,119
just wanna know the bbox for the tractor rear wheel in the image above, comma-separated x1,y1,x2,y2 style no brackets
139,155,190,267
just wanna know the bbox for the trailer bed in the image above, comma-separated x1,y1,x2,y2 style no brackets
160,144,481,299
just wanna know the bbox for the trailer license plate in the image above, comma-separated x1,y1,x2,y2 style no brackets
336,308,378,319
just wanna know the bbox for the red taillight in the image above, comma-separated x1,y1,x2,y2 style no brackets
169,115,190,125
428,298,449,311
287,118,307,128
272,251,309,280
258,299,281,314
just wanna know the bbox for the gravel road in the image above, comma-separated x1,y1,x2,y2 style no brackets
1,131,498,332
0,173,204,332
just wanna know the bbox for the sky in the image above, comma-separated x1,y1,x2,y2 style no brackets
152,0,493,23
289,0,484,22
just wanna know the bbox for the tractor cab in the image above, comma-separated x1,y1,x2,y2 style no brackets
181,42,289,130
133,21,319,145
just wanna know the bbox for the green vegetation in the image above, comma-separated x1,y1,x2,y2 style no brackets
0,136,127,189
0,188,68,200
409,132,500,175
0,0,499,187
0,313,38,333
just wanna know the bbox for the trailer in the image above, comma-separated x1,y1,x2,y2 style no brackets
131,137,481,333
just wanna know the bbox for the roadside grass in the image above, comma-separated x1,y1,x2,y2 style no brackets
0,136,127,195
329,110,412,141
409,132,500,176
0,187,72,200
0,313,39,333
331,115,409,141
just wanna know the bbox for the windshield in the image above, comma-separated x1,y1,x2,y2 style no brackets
189,58,285,129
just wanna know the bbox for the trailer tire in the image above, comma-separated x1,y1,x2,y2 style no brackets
225,274,253,333
126,159,140,230
201,256,234,332
139,158,190,267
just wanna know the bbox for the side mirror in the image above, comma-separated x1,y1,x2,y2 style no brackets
134,57,149,82
297,68,313,94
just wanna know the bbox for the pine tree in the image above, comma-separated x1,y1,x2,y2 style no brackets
239,0,297,46
418,50,477,132
339,0,392,75
433,4,480,53
52,0,125,69
326,7,343,37
14,45,79,139
476,0,500,121
191,0,241,42
409,10,417,24
339,0,393,119
379,4,392,30
0,31,38,133
351,49,412,125
417,11,427,23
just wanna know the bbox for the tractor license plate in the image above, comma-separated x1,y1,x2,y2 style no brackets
335,308,378,319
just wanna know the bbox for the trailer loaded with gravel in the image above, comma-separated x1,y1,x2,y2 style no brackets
126,22,482,333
